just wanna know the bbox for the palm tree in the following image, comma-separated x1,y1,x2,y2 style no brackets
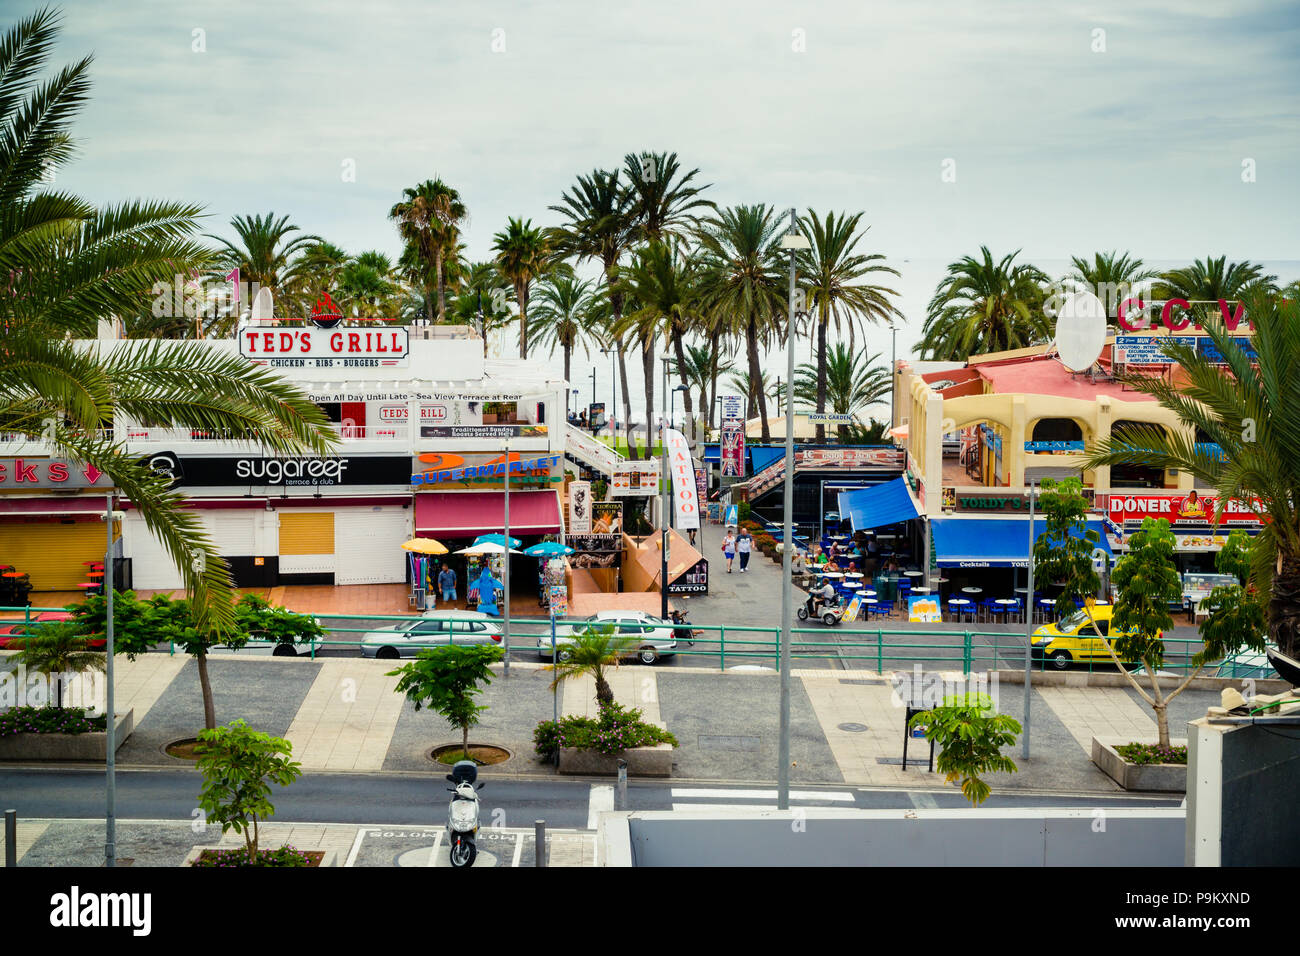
289,240,351,313
698,205,787,441
544,624,638,706
1157,256,1277,324
492,217,550,358
530,272,597,387
621,151,715,243
548,169,638,445
0,9,338,635
7,622,105,709
672,342,715,441
389,178,467,323
448,261,516,357
208,213,321,315
615,241,704,454
794,344,890,442
919,247,1050,360
1065,250,1158,327
728,369,772,421
1080,288,1300,659
336,250,399,317
798,210,901,441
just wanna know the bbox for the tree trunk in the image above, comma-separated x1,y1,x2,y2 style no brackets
517,285,528,358
435,247,446,323
815,306,828,443
748,318,770,442
463,722,470,760
642,336,656,461
617,341,633,458
563,343,572,419
672,332,694,441
708,347,719,432
1270,556,1300,659
196,650,217,730
55,674,62,709
595,671,614,706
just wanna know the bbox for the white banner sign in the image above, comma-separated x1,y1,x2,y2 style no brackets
568,481,592,535
611,459,660,497
720,394,744,422
665,428,700,530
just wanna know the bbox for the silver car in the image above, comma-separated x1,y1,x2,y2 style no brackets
536,610,678,665
360,610,502,660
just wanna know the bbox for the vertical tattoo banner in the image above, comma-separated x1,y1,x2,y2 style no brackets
665,429,699,530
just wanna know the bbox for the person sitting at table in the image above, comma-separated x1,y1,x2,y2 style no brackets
824,557,842,573
811,546,828,566
883,557,900,573
846,561,859,574
790,549,807,575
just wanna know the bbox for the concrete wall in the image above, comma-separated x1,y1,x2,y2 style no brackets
606,808,1185,867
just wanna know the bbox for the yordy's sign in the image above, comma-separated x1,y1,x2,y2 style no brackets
240,328,409,367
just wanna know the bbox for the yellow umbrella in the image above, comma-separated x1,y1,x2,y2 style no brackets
402,537,448,555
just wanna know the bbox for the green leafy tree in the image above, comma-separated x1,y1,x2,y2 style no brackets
919,247,1049,360
233,594,324,652
793,343,890,443
1197,529,1267,690
389,177,467,323
1157,256,1276,320
908,694,1021,806
492,217,551,358
1080,289,1300,659
1032,477,1102,618
7,622,104,709
544,623,638,706
195,719,302,862
1063,250,1158,328
530,272,598,388
209,212,321,320
387,644,504,761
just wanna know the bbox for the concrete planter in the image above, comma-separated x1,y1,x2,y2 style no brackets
0,710,133,761
558,743,673,777
182,845,337,867
1092,736,1188,792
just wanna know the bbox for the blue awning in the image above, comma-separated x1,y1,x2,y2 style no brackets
931,518,1114,569
837,477,920,532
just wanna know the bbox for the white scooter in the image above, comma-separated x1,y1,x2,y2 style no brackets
445,760,484,868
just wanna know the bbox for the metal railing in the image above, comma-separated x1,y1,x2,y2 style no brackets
0,605,1238,676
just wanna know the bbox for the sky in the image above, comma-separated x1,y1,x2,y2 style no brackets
29,0,1300,421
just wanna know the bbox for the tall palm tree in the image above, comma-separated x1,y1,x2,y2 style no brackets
1158,256,1277,324
919,247,1050,360
208,213,320,315
548,169,637,448
728,369,772,421
1081,288,1300,658
794,344,890,442
448,261,515,357
1065,250,1158,327
288,240,351,313
798,210,901,441
615,241,704,454
0,9,338,634
336,250,399,317
530,272,597,388
621,150,715,244
698,205,786,441
492,217,550,359
388,178,467,323
672,342,715,441
544,624,638,706
8,622,105,709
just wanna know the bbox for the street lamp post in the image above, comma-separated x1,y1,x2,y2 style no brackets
503,438,511,678
777,207,809,812
104,493,116,867
589,369,597,429
659,356,671,620
889,319,898,430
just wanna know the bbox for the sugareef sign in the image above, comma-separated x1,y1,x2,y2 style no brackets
240,328,409,367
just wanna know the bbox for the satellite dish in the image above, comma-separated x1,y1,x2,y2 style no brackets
1054,291,1107,372
250,288,274,323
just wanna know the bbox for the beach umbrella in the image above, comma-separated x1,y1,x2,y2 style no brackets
402,537,448,555
523,542,574,557
455,542,521,556
473,533,521,549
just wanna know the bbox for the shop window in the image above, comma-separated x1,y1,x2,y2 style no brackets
1030,419,1083,443
482,401,518,425
1110,420,1168,489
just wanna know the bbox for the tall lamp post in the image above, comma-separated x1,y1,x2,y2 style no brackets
777,207,809,811
588,369,597,428
502,438,511,677
888,318,898,430
670,384,687,432
659,355,672,620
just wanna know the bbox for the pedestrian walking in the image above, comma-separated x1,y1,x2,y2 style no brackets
736,527,753,573
721,528,737,573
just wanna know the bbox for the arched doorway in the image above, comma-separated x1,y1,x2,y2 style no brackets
1110,420,1167,489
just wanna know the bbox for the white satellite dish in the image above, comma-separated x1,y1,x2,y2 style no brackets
1054,291,1107,372
250,287,274,323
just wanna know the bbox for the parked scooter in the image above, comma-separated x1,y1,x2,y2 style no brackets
669,608,699,645
797,594,844,627
445,760,484,867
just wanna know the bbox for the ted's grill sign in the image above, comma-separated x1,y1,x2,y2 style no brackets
1107,493,1263,525
240,329,409,368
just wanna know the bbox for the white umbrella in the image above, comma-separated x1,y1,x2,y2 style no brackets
455,542,522,556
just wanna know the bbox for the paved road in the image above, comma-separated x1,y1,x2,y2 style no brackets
0,767,1184,831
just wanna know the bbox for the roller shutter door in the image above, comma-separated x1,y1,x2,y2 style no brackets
0,521,115,592
202,512,257,557
124,513,185,591
336,508,408,584
278,512,336,575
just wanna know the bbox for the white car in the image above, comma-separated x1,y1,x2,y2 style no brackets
360,610,502,660
536,610,678,665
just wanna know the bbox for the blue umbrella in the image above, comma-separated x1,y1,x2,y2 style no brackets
524,542,574,557
473,533,521,549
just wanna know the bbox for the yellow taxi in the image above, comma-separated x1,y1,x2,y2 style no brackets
1030,604,1152,670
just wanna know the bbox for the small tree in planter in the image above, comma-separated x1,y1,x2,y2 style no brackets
7,622,105,709
544,623,638,706
387,644,504,762
195,719,302,864
1032,476,1102,619
908,692,1021,806
1109,518,1267,751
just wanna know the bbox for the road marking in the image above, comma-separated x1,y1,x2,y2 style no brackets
909,791,939,809
670,788,853,802
344,828,367,868
512,831,523,868
588,784,614,829
425,829,444,866
671,804,801,813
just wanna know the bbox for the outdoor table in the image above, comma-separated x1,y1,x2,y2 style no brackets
857,589,876,598
995,598,1020,622
86,571,104,579
76,582,100,593
2,571,25,578
903,570,923,579
819,571,844,579
910,586,932,595
1036,596,1056,623
947,597,972,621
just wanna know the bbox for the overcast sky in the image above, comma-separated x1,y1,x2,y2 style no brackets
34,0,1300,414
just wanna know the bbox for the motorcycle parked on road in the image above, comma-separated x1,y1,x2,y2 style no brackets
446,760,484,867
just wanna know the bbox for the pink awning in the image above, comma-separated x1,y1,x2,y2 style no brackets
0,497,107,519
415,490,561,538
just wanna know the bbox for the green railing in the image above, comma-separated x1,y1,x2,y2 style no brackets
0,604,1234,676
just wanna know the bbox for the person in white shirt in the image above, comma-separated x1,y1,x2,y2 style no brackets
720,529,737,572
736,528,754,572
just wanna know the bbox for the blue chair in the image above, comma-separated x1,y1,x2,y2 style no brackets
868,600,893,620
984,598,1006,622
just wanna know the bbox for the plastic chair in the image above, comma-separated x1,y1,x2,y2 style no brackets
984,598,1006,622
868,600,893,620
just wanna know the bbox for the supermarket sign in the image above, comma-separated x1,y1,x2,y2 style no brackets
1105,493,1264,526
